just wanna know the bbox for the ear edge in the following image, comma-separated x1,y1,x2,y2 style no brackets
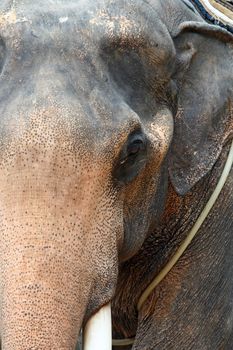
174,21,233,43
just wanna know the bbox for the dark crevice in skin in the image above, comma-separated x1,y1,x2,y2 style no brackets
0,38,6,76
112,140,233,350
181,0,198,14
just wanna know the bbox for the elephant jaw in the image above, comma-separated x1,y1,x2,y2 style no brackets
83,303,112,350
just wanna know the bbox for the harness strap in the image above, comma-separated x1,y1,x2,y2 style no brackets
112,140,233,347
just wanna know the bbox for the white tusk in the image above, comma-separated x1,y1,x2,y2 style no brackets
83,303,112,350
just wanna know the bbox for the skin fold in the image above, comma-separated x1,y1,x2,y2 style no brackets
0,0,232,349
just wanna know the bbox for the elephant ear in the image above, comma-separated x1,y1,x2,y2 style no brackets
169,22,233,195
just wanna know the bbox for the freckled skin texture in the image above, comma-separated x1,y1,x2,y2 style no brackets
0,0,232,349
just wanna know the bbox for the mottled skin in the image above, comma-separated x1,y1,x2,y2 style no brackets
0,0,232,349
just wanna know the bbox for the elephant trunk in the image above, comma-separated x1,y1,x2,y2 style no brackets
0,225,90,349
0,176,118,349
0,225,114,350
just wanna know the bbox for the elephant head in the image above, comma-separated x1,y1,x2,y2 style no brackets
0,0,232,349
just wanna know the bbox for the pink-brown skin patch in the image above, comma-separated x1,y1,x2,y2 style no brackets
0,104,122,348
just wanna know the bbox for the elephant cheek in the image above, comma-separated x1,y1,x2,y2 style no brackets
119,109,174,262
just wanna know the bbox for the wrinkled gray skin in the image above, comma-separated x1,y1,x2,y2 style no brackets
0,0,232,349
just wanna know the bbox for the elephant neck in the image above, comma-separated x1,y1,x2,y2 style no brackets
112,139,233,347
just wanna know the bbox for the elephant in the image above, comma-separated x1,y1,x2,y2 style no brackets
0,0,232,349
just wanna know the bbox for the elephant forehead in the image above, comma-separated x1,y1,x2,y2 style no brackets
0,1,138,42
0,0,174,60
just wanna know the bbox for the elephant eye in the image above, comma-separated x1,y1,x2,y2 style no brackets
113,132,148,185
126,139,144,157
